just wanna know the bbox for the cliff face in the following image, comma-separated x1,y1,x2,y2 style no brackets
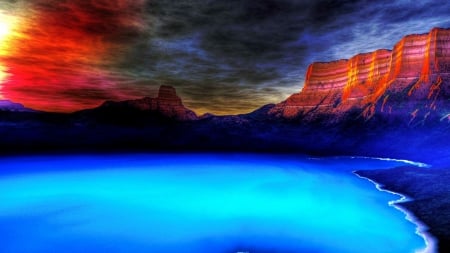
270,28,450,124
99,85,198,121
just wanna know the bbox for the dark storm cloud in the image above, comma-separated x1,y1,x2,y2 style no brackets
316,0,450,65
3,0,450,114
115,0,363,113
121,0,450,114
122,0,311,80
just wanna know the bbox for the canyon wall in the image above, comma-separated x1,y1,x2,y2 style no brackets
270,28,450,123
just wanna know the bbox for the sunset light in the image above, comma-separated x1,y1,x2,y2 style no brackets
0,12,16,98
0,21,10,40
0,12,16,51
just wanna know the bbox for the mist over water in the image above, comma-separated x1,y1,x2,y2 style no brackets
0,154,425,253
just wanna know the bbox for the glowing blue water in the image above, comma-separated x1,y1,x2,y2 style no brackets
0,154,425,253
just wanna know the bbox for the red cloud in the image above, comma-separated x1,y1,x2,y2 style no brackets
0,0,148,112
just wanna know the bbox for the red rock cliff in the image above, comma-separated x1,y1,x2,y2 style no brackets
270,27,450,122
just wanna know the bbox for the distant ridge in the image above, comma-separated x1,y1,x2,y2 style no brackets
0,100,35,112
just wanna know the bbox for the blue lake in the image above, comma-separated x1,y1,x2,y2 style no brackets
0,154,426,253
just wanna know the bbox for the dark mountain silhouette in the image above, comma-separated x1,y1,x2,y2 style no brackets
0,100,35,112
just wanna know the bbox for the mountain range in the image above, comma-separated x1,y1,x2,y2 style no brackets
1,27,450,161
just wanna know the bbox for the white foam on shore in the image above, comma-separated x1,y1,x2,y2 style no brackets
353,172,437,253
349,156,431,168
309,156,431,168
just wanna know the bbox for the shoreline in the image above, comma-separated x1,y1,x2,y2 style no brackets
348,156,431,168
353,171,437,253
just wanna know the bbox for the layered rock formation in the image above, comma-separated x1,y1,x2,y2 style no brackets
99,85,197,121
270,28,450,124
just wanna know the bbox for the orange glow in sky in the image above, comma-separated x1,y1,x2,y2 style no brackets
0,11,19,98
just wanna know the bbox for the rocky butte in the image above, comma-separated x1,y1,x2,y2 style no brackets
270,27,450,124
95,85,198,121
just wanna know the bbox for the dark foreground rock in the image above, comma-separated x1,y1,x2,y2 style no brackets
355,166,450,253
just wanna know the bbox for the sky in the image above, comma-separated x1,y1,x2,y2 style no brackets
0,0,450,115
